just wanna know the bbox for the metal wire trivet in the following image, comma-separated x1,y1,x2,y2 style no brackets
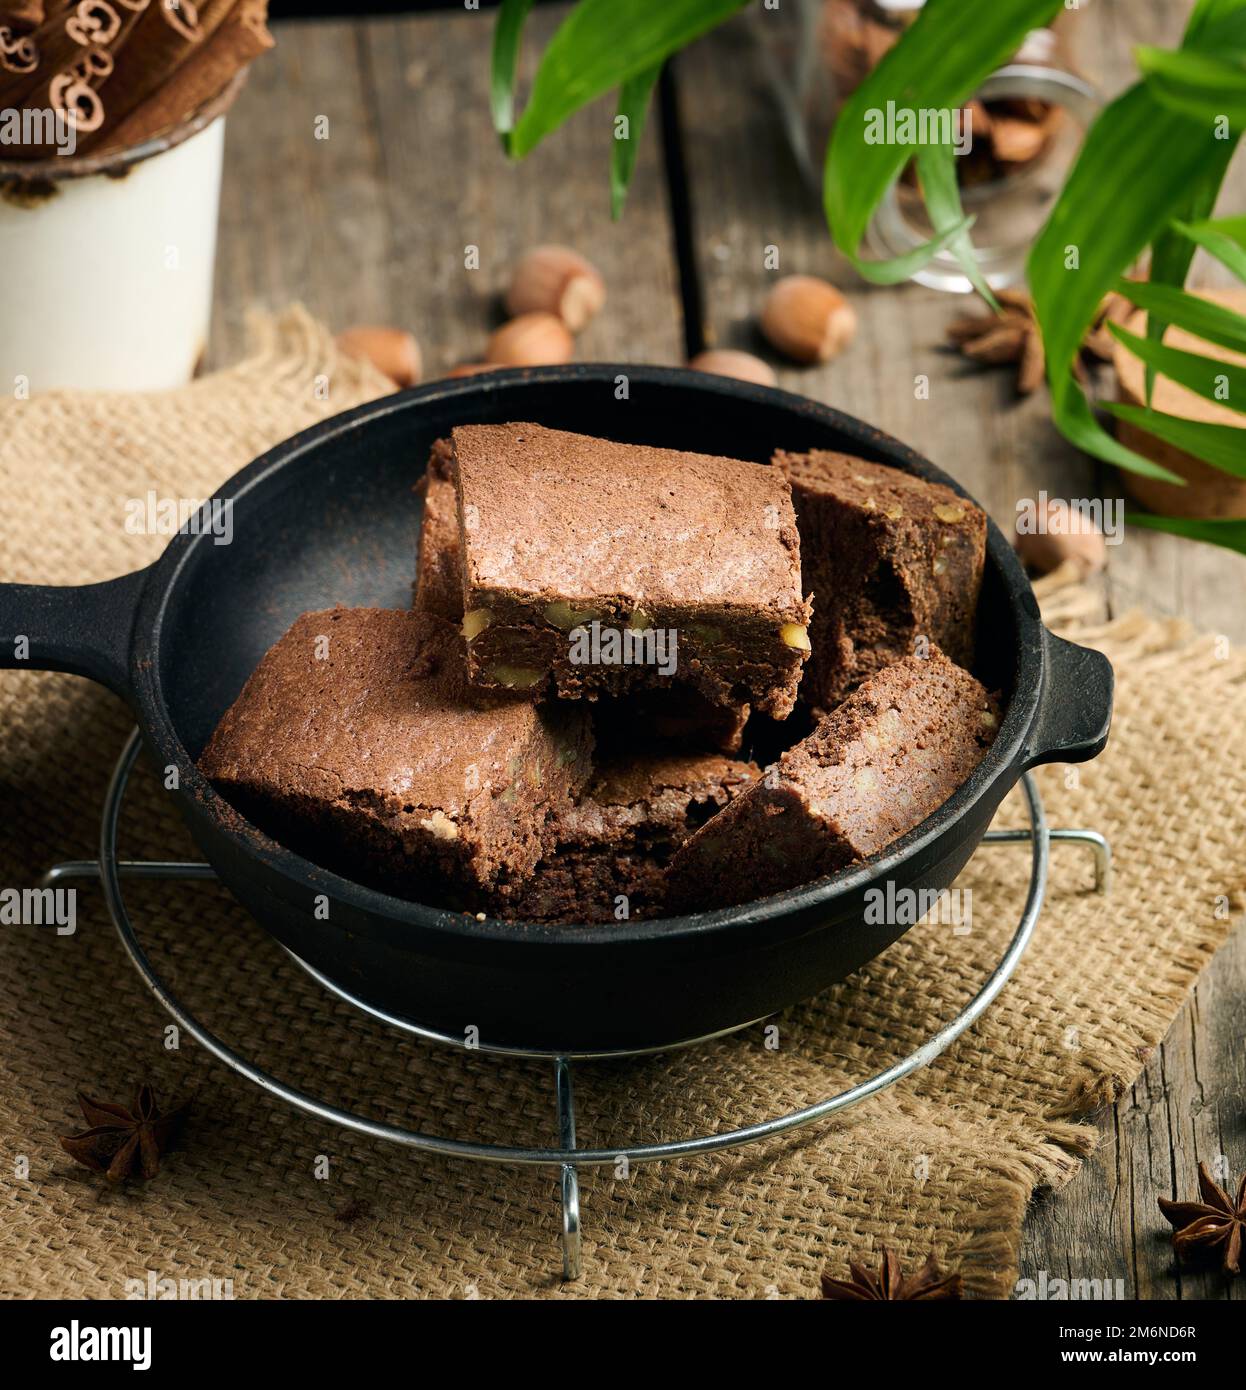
42,727,1110,1281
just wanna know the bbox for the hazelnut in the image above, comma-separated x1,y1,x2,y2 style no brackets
759,275,857,364
779,622,811,651
485,312,574,367
688,349,777,387
933,503,965,523
1014,498,1107,576
336,325,422,388
989,115,1050,165
505,245,605,332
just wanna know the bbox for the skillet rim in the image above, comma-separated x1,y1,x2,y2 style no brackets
128,365,1046,948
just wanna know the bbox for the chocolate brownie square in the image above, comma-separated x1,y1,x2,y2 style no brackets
667,648,998,910
499,751,758,924
417,459,750,753
451,423,811,718
413,437,463,620
773,448,985,716
198,608,593,904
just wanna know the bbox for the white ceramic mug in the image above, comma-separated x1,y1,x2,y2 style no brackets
0,75,240,393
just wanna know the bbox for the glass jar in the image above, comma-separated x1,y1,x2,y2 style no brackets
754,0,1100,291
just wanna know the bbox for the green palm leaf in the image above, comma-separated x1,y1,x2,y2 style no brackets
493,0,749,160
1118,279,1246,354
915,142,999,309
824,0,1061,260
611,66,661,219
1027,81,1231,482
1102,403,1246,478
1126,512,1246,553
1135,47,1246,126
491,0,536,141
1173,216,1246,283
1109,322,1246,415
1140,157,1236,403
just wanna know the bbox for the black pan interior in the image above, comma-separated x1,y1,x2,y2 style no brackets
159,373,1019,781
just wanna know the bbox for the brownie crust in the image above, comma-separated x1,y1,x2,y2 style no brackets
452,423,811,718
773,448,985,715
198,608,593,905
667,648,998,910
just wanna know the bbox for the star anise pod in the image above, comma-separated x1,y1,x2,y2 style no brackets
821,1246,963,1300
1157,1161,1244,1276
947,289,1131,397
59,1084,190,1184
947,289,1047,395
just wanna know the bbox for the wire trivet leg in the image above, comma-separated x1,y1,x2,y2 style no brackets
982,827,1111,894
555,1057,582,1281
38,860,216,890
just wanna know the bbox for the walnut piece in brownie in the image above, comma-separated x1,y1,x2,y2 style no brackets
773,448,986,716
413,437,463,621
452,423,811,719
667,648,998,910
198,608,593,905
498,751,759,924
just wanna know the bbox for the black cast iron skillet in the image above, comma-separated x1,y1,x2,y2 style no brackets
0,367,1112,1051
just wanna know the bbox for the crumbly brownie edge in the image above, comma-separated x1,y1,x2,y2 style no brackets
494,753,758,924
667,651,997,910
774,447,985,713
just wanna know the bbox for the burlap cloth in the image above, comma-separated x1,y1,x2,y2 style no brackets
1,309,1242,1300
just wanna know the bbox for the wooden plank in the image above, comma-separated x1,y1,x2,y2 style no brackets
210,21,393,365
359,6,684,370
675,0,1246,1297
211,8,684,374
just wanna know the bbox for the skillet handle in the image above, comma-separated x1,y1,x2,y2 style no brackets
0,570,148,702
1023,629,1114,768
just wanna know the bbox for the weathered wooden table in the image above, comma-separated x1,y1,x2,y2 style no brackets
209,0,1245,1297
